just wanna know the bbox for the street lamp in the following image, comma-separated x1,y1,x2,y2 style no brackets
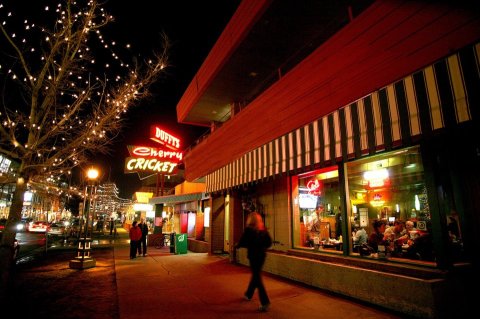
69,167,100,269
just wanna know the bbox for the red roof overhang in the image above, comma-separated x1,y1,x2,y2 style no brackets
178,0,480,181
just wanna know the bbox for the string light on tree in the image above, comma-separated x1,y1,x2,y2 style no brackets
0,0,169,280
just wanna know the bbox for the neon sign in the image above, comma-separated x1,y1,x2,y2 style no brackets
306,179,322,196
370,193,385,207
150,126,180,150
124,157,178,174
363,168,390,189
368,190,390,207
130,145,183,162
124,125,183,176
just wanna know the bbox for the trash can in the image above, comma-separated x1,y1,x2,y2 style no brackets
175,233,188,254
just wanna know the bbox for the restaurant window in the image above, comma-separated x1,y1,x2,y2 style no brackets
346,146,435,264
292,166,342,253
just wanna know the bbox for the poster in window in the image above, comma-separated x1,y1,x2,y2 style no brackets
359,208,368,227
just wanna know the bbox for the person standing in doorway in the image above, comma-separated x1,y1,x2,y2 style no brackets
237,210,272,312
138,218,149,256
129,221,142,259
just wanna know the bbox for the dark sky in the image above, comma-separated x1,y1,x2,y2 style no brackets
97,0,241,198
0,0,240,198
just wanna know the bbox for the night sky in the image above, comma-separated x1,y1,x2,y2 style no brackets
89,0,241,197
0,0,240,198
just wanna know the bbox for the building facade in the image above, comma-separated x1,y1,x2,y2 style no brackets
176,1,479,317
0,153,75,221
149,181,210,252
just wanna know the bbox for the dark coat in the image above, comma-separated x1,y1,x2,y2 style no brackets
367,231,385,252
138,223,148,238
238,227,272,264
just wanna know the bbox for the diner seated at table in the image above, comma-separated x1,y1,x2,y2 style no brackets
367,220,387,253
384,220,407,242
401,231,433,261
383,220,409,256
352,227,367,252
405,220,418,237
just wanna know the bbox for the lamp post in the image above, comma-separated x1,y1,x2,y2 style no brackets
69,167,99,269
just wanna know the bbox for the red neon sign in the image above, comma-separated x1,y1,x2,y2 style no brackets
150,126,181,150
306,179,322,196
129,145,183,162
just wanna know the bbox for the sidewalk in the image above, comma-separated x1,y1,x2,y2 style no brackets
113,228,403,319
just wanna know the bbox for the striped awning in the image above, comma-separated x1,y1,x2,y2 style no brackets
149,192,205,205
206,43,479,193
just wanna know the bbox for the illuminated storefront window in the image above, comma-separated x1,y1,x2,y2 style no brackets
346,146,435,263
0,155,12,173
292,166,342,253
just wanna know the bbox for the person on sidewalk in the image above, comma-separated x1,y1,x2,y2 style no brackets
129,221,142,259
109,217,116,236
137,218,149,256
237,210,272,312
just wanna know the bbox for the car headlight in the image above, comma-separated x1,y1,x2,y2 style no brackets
16,223,24,231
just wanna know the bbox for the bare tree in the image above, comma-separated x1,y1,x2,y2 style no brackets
0,0,169,296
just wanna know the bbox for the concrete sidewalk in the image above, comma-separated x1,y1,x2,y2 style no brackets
113,228,403,319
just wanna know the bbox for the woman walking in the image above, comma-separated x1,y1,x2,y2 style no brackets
237,210,272,312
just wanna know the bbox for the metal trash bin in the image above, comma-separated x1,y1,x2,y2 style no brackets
175,233,187,254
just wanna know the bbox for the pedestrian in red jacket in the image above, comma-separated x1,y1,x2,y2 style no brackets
129,221,142,259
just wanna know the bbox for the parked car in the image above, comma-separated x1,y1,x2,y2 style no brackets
48,222,67,237
28,221,50,233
